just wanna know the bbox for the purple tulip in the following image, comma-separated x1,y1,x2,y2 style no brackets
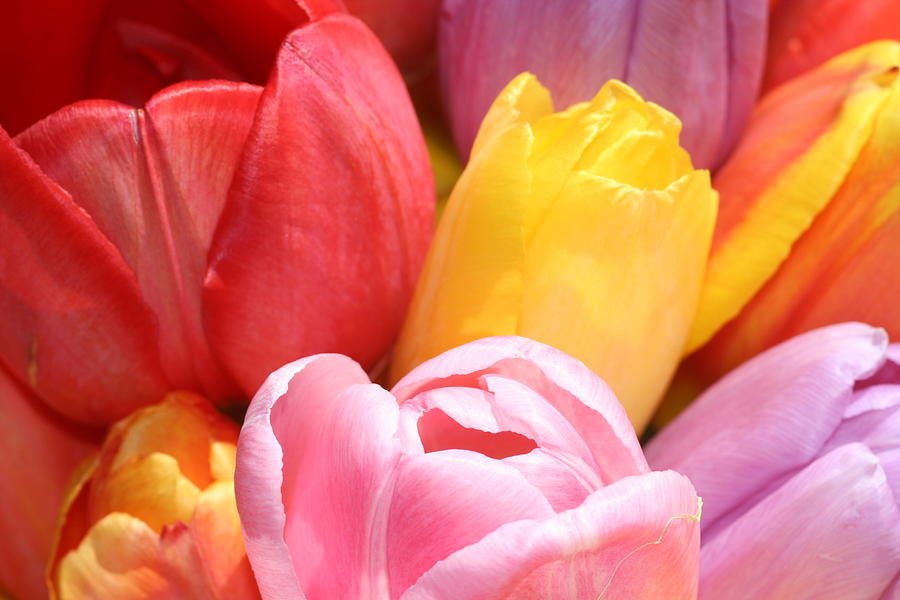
440,0,767,169
647,323,900,599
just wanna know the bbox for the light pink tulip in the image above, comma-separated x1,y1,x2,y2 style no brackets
235,337,701,599
647,323,900,599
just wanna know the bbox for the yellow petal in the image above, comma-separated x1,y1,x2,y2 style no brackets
470,72,553,159
519,170,716,429
686,41,900,352
90,453,201,534
54,513,176,600
390,121,534,380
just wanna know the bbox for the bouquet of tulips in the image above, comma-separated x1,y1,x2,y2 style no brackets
2,0,898,598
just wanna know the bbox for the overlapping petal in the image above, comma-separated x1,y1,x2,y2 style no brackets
236,337,700,599
204,15,434,396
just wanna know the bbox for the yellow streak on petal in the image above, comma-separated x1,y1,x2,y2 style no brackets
686,41,900,352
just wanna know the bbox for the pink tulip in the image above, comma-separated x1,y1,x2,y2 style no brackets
647,323,900,599
235,337,701,599
0,14,433,425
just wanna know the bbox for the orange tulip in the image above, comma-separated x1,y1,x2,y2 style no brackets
664,42,900,416
47,393,258,599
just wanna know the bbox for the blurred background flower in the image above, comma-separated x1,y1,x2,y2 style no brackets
391,73,717,431
48,393,258,599
237,337,700,599
439,0,767,169
648,323,900,599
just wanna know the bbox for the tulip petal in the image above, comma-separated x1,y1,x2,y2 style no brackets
238,352,559,600
205,15,434,396
699,445,900,600
16,82,261,404
687,42,900,353
0,0,108,135
403,470,700,600
0,367,97,600
766,0,900,90
517,169,716,429
160,481,260,599
440,0,765,168
0,125,170,423
392,336,647,480
56,512,191,599
646,323,888,530
183,0,340,82
236,354,370,600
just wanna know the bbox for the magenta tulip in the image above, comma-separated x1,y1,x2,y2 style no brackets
235,337,701,599
440,0,767,168
647,323,900,599
0,13,434,425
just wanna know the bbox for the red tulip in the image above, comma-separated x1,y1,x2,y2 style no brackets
0,366,97,600
1,0,438,136
0,14,434,425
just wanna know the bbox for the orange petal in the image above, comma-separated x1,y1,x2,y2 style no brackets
687,42,900,353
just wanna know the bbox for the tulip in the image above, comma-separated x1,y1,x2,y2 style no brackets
647,323,900,599
765,0,900,91
0,367,97,599
0,0,438,135
439,0,767,168
680,41,900,394
0,14,433,425
236,336,701,599
47,392,259,599
390,73,717,430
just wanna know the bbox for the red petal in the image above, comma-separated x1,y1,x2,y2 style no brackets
0,0,109,135
204,14,434,396
0,125,169,423
184,0,342,82
0,366,98,599
16,81,261,406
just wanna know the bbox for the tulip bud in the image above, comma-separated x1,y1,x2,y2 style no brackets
648,323,900,599
680,42,900,394
390,74,717,430
765,0,900,90
48,393,259,600
440,0,767,168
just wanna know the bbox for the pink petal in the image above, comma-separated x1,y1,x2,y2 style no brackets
204,14,434,397
404,470,700,600
646,323,888,529
699,444,900,599
17,81,261,404
0,365,98,599
236,354,369,600
0,124,169,423
236,352,555,600
392,336,648,481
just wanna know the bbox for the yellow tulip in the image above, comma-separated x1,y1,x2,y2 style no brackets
47,393,259,600
390,74,718,430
